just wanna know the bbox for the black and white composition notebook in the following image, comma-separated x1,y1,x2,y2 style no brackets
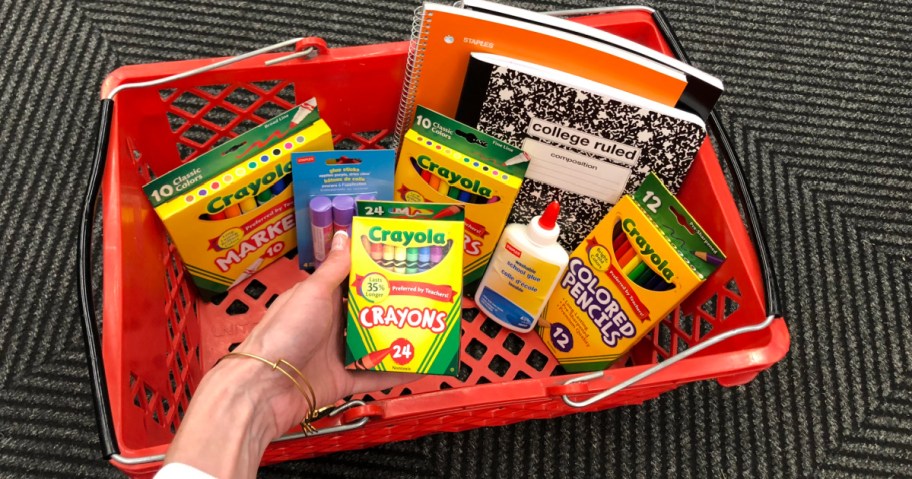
456,52,707,249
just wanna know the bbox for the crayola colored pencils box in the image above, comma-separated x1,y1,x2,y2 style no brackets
538,174,725,372
345,200,464,376
395,106,527,293
143,99,333,297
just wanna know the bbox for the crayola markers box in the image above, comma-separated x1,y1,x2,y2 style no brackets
538,174,725,372
143,99,333,297
395,106,528,293
346,200,464,376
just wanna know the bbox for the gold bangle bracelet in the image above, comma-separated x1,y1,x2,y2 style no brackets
219,352,319,432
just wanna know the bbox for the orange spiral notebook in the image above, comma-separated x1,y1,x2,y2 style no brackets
395,3,688,139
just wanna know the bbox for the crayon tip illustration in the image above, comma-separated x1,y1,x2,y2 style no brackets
432,205,462,220
360,235,372,255
694,251,724,267
442,239,454,255
351,347,393,370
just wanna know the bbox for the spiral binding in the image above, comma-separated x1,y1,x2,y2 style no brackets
393,5,433,149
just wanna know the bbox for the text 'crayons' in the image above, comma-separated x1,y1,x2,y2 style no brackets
612,219,675,292
409,156,499,205
360,235,454,275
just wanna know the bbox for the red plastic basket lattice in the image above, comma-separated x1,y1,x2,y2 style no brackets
97,10,787,478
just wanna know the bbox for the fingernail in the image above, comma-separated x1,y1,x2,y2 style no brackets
331,230,349,251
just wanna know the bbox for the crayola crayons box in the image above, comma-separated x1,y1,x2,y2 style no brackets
143,99,333,297
395,106,528,293
538,174,725,372
345,200,464,376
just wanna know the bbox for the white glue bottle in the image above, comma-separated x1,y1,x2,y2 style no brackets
475,201,569,332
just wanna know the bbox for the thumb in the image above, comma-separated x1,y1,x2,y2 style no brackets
310,230,351,287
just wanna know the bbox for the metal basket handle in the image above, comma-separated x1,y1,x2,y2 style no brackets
543,7,782,408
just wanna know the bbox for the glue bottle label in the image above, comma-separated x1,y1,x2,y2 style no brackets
477,242,561,330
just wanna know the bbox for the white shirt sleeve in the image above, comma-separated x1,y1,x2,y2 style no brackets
154,463,218,479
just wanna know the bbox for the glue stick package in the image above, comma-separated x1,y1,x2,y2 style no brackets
291,150,395,270
345,200,464,376
539,174,725,372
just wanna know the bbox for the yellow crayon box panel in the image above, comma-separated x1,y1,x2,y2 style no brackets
346,200,464,376
146,101,333,297
539,174,725,372
395,106,528,291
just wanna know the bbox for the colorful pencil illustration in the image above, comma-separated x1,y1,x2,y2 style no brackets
370,240,384,264
428,174,441,190
223,204,241,218
436,178,450,196
418,246,431,272
430,245,443,266
256,188,273,205
617,242,636,266
694,251,724,267
382,243,395,269
632,263,654,286
270,175,290,195
410,156,423,175
622,257,643,277
360,237,449,275
393,246,407,273
239,197,258,214
406,247,418,274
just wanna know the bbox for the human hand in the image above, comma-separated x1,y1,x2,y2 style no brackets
228,230,413,432
164,231,413,478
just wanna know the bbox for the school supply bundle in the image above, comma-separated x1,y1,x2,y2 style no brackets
346,200,464,376
394,106,528,291
456,52,706,250
291,150,396,270
90,8,787,474
538,174,725,372
142,99,332,297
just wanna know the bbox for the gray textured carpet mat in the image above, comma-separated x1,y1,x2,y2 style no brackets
1,0,910,477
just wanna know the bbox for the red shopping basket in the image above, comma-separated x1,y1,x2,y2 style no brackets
77,7,787,478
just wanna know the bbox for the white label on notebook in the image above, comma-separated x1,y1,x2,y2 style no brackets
521,138,631,204
526,117,641,166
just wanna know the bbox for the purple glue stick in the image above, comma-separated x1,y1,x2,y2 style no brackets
310,196,333,267
355,193,376,202
332,195,355,237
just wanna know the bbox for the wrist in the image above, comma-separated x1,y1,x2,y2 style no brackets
165,359,298,477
